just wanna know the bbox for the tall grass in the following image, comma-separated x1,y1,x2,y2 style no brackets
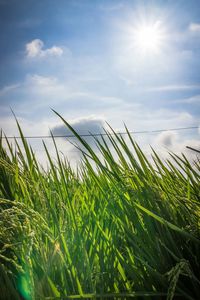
0,112,199,299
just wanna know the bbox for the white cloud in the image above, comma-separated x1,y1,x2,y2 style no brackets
52,115,105,136
155,131,178,147
189,23,200,33
0,74,124,113
0,115,50,137
149,130,200,165
119,109,196,132
22,74,67,100
148,84,200,92
26,74,58,86
45,46,63,57
51,115,107,152
0,83,20,97
173,94,200,104
26,39,63,58
26,39,43,57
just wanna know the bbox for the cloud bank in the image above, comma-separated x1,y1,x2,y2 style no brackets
51,115,106,154
52,116,105,137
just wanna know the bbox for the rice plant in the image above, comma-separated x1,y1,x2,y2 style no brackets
0,112,199,299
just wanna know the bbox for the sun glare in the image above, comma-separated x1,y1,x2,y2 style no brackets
132,21,166,55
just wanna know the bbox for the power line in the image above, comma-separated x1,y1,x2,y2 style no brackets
1,126,199,140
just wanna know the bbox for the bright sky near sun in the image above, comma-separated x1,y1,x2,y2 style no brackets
0,0,199,164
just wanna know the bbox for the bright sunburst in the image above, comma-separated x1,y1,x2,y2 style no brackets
132,21,166,55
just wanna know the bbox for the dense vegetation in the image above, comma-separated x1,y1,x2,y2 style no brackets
0,112,200,299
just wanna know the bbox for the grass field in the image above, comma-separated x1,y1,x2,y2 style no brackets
0,112,200,299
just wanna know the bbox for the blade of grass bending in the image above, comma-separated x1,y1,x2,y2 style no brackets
11,110,34,171
60,233,83,295
124,193,200,243
52,110,111,174
47,277,61,298
52,110,98,159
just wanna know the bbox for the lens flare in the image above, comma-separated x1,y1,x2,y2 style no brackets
17,274,32,300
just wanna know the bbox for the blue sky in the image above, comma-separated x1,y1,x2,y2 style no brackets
0,0,199,164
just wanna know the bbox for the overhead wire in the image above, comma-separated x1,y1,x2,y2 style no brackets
1,126,199,140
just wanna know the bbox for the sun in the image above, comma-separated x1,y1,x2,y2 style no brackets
132,21,166,55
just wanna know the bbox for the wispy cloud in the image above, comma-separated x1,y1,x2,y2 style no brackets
0,83,20,97
26,39,63,58
173,94,200,104
26,74,59,87
148,84,200,92
189,23,200,33
0,74,124,114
